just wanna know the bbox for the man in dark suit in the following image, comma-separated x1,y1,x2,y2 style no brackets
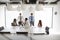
45,26,49,35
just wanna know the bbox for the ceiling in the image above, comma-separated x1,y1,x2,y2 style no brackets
0,0,59,4
0,0,57,2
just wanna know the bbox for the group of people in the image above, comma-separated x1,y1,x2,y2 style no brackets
11,13,42,27
11,13,34,27
11,13,35,34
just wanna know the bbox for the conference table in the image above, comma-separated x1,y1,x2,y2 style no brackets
0,26,45,35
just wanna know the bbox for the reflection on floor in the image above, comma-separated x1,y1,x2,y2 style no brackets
0,34,30,40
0,34,60,40
31,34,60,40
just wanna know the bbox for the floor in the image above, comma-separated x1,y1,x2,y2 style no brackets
0,34,60,40
0,34,30,40
31,34,60,40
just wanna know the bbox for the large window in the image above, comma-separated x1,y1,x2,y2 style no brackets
35,7,52,28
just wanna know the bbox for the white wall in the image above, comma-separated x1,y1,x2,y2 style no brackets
0,5,5,27
44,2,60,34
52,2,60,34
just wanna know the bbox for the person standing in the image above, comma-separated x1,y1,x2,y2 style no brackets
18,13,23,26
29,13,34,26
